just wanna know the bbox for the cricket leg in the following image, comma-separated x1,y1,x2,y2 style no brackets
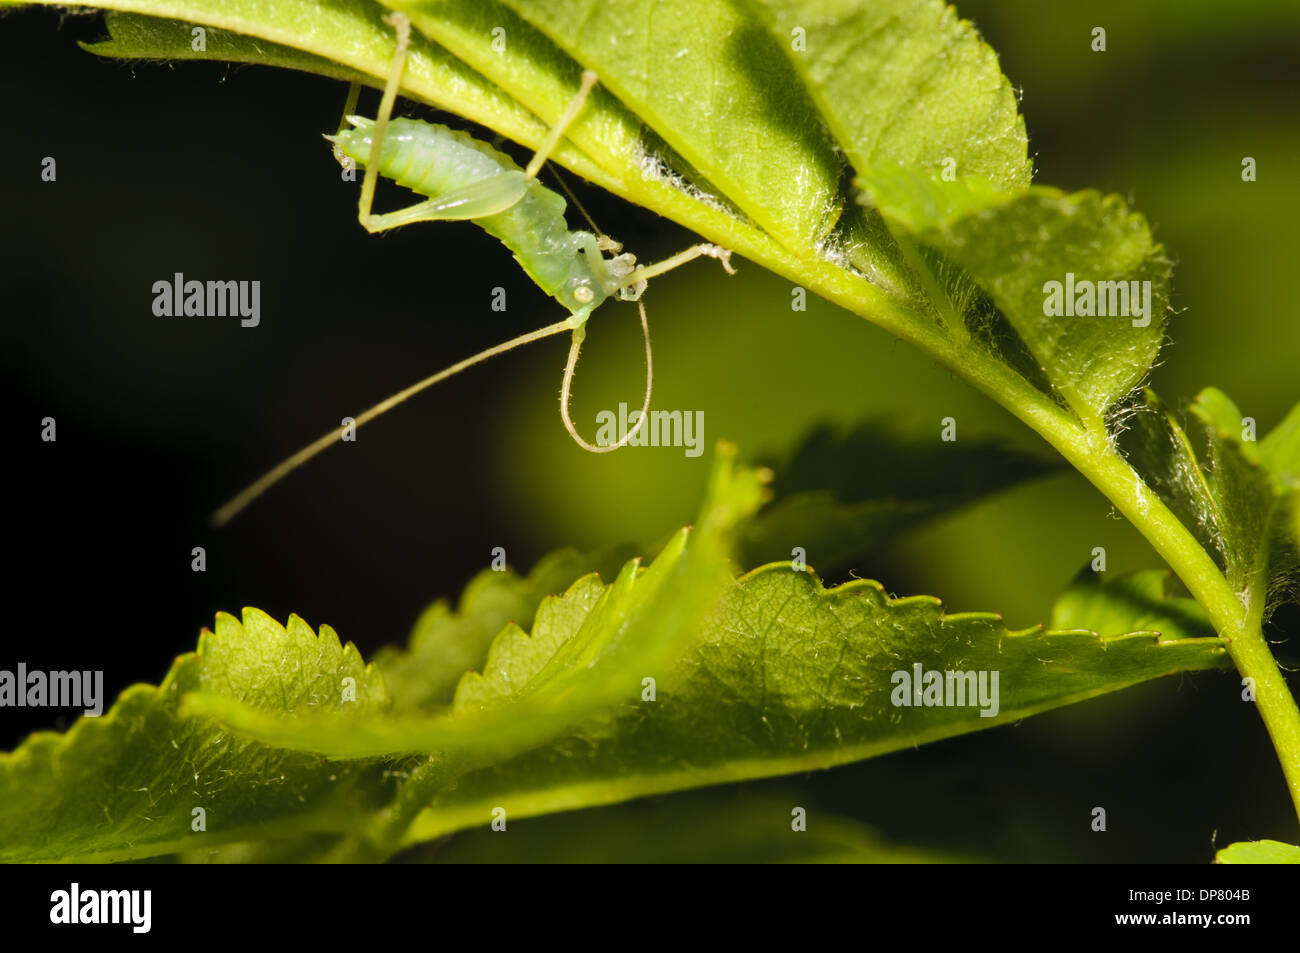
356,11,413,230
611,243,737,301
347,167,530,232
523,69,599,179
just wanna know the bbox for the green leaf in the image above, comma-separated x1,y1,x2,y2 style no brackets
759,6,1161,422
75,2,618,186
1292,504,1300,565
746,0,1175,429
0,611,394,863
1192,388,1273,582
178,789,974,863
744,0,1036,347
397,565,1228,847
375,0,890,287
1259,402,1300,493
1257,401,1300,561
488,0,844,255
1120,388,1226,567
378,0,659,194
1050,569,1217,642
1121,388,1299,611
748,0,1031,222
91,12,374,86
739,422,1059,572
178,834,347,864
857,169,1010,236
448,574,609,714
1215,839,1300,864
1190,388,1299,601
375,545,634,711
904,188,1172,423
420,790,971,863
179,447,768,763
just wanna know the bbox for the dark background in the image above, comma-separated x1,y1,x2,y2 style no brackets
2,0,1297,861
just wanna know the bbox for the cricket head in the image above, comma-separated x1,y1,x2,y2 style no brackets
606,252,647,301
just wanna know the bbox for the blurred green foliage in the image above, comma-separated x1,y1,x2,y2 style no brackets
4,0,1297,861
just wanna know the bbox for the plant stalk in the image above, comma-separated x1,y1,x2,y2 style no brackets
808,270,1300,828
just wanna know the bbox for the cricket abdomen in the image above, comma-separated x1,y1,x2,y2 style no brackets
335,118,605,309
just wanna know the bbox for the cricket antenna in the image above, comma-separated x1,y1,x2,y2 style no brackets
547,164,621,252
561,299,653,452
210,317,574,527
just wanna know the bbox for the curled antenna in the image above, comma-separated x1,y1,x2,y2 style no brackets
548,163,622,252
561,299,652,452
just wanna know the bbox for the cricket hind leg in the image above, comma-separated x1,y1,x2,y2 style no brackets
348,13,595,232
354,11,414,231
342,14,526,233
347,15,597,234
353,168,531,232
523,70,599,180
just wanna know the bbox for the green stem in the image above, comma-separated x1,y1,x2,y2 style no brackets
325,755,455,862
795,265,1300,828
649,202,1300,824
1057,427,1300,827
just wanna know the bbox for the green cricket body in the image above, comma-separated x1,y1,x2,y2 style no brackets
335,117,619,321
209,44,697,527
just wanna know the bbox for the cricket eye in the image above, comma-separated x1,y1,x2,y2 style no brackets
572,282,595,304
